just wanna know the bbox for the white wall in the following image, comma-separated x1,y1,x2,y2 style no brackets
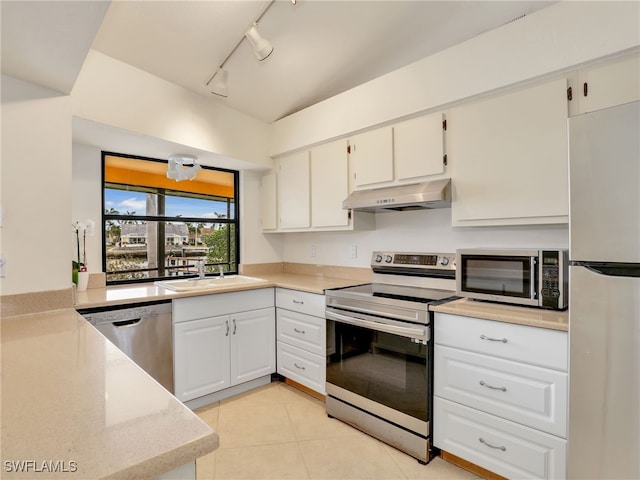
271,1,640,155
72,50,273,170
240,171,282,264
71,143,103,273
1,75,72,295
281,209,568,267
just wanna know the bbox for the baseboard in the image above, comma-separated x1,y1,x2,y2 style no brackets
284,377,326,402
440,450,507,480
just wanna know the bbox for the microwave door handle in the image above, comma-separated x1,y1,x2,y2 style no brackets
532,257,537,299
326,310,426,339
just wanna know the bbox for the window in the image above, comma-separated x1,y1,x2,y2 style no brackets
102,152,239,284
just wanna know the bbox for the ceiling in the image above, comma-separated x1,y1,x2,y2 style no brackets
92,0,554,123
2,0,554,124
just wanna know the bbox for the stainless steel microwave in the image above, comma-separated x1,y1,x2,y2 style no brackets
456,249,568,310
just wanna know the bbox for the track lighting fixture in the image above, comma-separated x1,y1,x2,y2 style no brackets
245,23,273,61
210,68,229,97
206,0,288,97
167,154,201,182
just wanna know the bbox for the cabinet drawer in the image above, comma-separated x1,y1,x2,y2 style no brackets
435,345,567,437
277,341,325,395
276,288,325,318
434,397,566,480
435,313,568,371
277,308,325,356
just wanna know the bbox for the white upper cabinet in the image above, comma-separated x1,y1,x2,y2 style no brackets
277,150,310,229
262,140,374,233
310,139,350,228
350,127,394,189
260,172,278,231
448,77,569,226
349,113,446,191
569,52,640,116
394,112,445,182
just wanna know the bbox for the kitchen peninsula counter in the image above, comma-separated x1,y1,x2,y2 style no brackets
74,272,368,309
1,308,218,479
431,297,569,331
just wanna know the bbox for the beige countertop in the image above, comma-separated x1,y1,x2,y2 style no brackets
74,273,366,309
1,308,219,479
431,298,569,331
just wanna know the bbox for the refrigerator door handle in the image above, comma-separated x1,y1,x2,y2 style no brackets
572,262,640,278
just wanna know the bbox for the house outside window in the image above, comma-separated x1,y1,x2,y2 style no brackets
102,152,239,284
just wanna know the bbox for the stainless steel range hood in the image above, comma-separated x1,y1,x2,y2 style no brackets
342,178,451,212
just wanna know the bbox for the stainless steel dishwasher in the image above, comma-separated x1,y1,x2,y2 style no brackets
78,300,174,393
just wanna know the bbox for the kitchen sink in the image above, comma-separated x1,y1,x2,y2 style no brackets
155,275,268,291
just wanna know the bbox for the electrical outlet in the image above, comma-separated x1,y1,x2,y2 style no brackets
311,245,317,258
0,255,5,278
350,245,357,259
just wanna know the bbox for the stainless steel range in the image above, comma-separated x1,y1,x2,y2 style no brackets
325,251,456,463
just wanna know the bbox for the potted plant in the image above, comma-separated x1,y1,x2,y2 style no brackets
73,220,93,289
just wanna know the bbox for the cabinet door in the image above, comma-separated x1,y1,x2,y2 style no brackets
310,139,350,227
576,53,640,114
394,113,444,181
261,172,278,230
174,315,230,402
449,78,569,226
350,127,393,189
230,308,275,385
278,151,310,229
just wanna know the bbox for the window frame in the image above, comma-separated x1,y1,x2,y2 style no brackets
101,151,240,286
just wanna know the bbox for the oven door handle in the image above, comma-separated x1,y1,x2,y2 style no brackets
326,310,427,340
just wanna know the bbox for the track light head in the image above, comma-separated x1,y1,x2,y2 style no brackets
245,23,273,61
210,68,229,97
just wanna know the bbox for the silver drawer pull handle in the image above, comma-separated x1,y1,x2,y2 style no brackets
479,438,506,451
480,334,507,343
294,363,306,371
480,381,507,392
293,328,306,334
293,300,304,305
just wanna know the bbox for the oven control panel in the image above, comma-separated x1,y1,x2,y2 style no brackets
371,252,456,270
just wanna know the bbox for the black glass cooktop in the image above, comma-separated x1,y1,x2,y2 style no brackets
331,283,456,305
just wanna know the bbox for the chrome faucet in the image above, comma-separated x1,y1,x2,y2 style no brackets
218,265,224,278
197,259,206,279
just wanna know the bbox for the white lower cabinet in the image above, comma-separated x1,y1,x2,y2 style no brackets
434,313,568,479
275,288,326,395
277,342,325,394
173,289,275,403
434,398,566,480
174,314,231,400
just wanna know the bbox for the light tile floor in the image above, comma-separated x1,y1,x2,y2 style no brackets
194,381,482,480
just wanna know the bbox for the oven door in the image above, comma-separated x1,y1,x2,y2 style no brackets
325,307,431,435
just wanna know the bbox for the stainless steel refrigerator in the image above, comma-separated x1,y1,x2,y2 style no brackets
568,100,639,479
